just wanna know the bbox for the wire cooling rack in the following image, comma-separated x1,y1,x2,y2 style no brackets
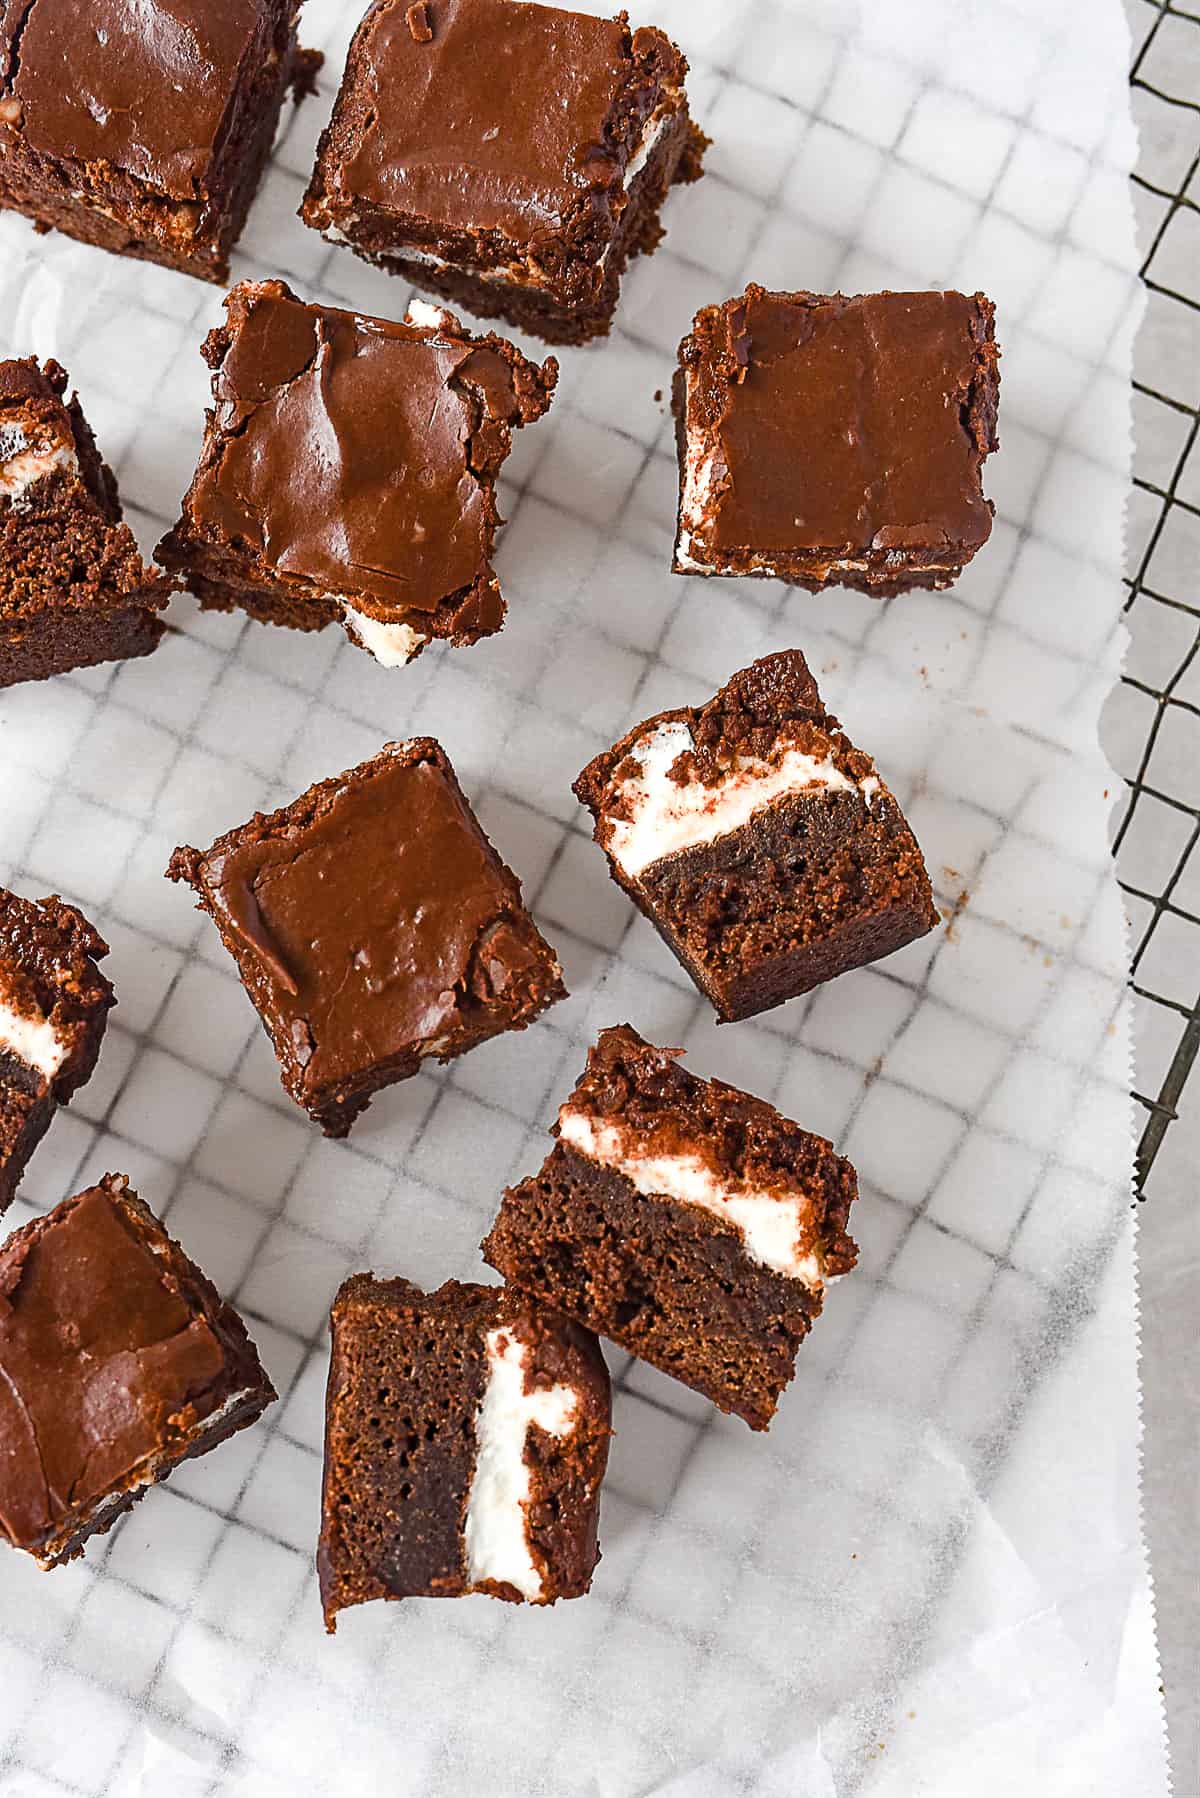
1117,0,1200,1194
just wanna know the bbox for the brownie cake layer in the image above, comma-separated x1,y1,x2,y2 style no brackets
157,282,556,662
302,0,706,344
673,286,1000,594
167,739,566,1136
0,1174,275,1567
574,650,940,1022
0,358,170,688
0,887,115,1210
484,1025,859,1429
0,0,319,282
319,1275,611,1628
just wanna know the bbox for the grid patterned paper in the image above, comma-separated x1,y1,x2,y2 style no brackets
0,0,1172,1793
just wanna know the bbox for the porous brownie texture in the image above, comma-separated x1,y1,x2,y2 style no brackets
319,1275,611,1628
673,286,1000,594
156,280,556,660
301,0,706,344
0,358,170,687
574,650,940,1021
166,739,566,1136
484,1025,859,1429
0,1174,275,1567
0,886,115,1210
0,0,320,282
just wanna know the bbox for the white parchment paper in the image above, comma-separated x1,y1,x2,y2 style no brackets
0,0,1171,1792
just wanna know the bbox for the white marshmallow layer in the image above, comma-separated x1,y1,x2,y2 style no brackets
463,1326,578,1600
559,1109,824,1285
0,998,66,1079
603,717,869,878
342,605,427,667
0,429,77,503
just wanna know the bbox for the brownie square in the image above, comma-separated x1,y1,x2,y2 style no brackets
167,738,566,1136
0,358,171,688
0,1173,275,1567
573,651,940,1022
319,1275,611,1628
157,280,556,662
673,287,1000,594
484,1025,859,1429
301,0,706,345
0,887,115,1212
0,0,319,283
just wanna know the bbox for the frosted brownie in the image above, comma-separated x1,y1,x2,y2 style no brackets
301,0,706,345
573,650,939,1022
0,887,115,1211
0,1174,275,1567
0,0,319,283
167,739,566,1136
319,1275,611,1628
0,358,170,688
484,1025,858,1430
673,287,999,593
157,281,556,664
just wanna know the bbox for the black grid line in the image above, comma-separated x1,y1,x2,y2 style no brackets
1116,0,1200,1193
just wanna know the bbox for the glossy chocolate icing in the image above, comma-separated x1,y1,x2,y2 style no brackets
180,741,563,1109
329,0,655,239
183,281,547,621
688,288,997,557
0,1180,242,1554
1,0,269,198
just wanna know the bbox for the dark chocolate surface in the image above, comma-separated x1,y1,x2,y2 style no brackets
1,0,269,197
0,1177,273,1559
679,286,998,568
161,280,555,633
167,740,565,1130
315,0,655,240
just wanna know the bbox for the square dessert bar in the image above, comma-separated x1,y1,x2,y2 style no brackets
673,287,1000,594
0,1174,275,1567
0,0,319,282
484,1026,859,1430
157,281,556,664
0,887,114,1211
573,650,940,1022
319,1275,611,1628
302,0,706,345
1,358,170,687
167,739,566,1136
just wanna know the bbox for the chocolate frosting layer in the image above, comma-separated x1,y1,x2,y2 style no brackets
186,281,542,617
687,288,998,556
0,1182,232,1550
1,0,269,198
194,743,552,1095
330,0,646,238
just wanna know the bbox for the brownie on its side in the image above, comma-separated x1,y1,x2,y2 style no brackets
673,286,1000,594
0,1174,275,1567
573,651,939,1023
301,0,706,345
0,887,115,1210
319,1275,611,1629
167,739,566,1137
0,359,170,688
484,1026,858,1430
157,281,556,663
0,0,319,283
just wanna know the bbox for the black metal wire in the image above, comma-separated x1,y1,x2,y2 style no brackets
1119,0,1200,1192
